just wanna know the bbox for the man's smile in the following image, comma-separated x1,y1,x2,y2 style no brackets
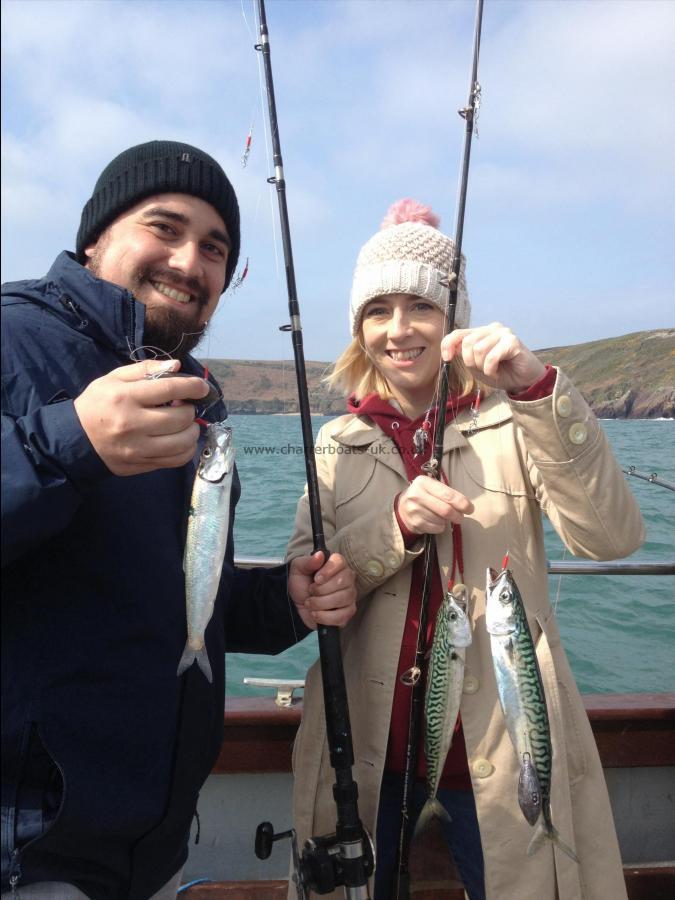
151,281,192,305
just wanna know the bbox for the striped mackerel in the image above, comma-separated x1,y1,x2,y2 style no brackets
416,586,472,834
486,565,578,861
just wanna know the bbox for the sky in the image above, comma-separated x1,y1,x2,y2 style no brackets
2,0,674,363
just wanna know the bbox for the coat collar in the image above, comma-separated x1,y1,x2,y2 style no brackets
40,251,147,358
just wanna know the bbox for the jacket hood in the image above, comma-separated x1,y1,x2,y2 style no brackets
334,391,513,452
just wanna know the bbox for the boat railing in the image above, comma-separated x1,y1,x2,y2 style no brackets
235,555,674,706
235,555,675,575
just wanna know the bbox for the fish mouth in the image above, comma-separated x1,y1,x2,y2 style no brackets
487,566,499,585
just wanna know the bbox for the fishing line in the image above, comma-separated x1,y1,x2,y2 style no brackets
127,341,171,362
240,0,261,169
252,0,281,283
199,323,217,390
126,323,210,363
253,3,373,894
394,3,484,895
242,0,297,634
552,546,567,614
494,361,515,569
491,339,567,615
240,0,256,42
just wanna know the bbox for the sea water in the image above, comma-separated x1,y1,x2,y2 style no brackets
227,415,674,697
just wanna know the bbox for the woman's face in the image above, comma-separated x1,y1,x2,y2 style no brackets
361,293,444,418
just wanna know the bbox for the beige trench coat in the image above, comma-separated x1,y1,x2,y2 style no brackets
286,370,644,900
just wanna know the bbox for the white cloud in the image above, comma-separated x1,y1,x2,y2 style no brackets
2,0,674,359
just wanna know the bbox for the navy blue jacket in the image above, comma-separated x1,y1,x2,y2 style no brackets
1,253,309,898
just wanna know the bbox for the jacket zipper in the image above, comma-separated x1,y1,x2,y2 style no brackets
58,294,89,330
8,736,68,895
8,847,22,897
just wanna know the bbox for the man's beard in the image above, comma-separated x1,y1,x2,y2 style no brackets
87,241,210,359
143,304,210,359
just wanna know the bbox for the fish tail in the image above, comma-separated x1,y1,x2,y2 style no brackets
414,798,451,839
177,642,213,683
527,820,579,864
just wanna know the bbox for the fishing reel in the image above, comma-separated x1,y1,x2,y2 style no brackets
255,820,375,899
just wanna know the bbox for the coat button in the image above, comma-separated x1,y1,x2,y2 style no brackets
365,559,385,578
384,551,401,569
556,395,573,417
463,675,480,694
472,758,494,778
568,422,588,445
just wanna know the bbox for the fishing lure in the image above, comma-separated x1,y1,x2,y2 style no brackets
242,126,253,167
230,257,250,293
466,389,481,435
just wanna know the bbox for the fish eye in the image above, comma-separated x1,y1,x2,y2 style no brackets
499,589,510,601
202,448,212,458
449,612,457,620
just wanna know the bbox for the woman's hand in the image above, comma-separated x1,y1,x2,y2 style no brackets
398,476,474,535
441,323,546,394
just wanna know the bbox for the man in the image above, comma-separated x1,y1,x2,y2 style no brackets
1,141,357,899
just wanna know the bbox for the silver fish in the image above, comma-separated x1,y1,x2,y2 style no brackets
177,423,234,683
486,565,578,861
415,585,472,835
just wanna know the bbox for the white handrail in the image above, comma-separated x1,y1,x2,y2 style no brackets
234,556,675,576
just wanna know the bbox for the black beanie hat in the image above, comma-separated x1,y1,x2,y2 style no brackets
76,140,240,291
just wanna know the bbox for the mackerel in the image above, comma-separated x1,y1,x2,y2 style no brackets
416,585,472,835
486,565,578,861
178,423,234,683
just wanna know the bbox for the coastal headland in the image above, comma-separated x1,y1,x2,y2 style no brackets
202,329,674,419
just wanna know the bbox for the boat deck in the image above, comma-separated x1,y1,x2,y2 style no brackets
181,692,675,898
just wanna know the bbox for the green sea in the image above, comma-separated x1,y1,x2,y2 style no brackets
227,415,674,697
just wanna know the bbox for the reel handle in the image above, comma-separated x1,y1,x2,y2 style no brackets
254,820,293,860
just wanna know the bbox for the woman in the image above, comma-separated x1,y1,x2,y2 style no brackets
287,199,644,899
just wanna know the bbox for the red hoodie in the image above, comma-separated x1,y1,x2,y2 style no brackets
347,391,474,789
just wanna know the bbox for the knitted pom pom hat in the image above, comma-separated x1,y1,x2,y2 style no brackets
349,198,470,336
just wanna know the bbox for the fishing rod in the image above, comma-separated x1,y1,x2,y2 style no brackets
623,466,675,492
393,1,485,897
252,2,373,897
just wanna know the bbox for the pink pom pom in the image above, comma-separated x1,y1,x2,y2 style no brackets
380,198,440,230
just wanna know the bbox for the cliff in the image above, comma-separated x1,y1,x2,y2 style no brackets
534,329,674,418
201,328,674,418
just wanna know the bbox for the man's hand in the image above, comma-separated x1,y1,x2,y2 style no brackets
73,359,210,476
288,551,358,630
398,476,474,535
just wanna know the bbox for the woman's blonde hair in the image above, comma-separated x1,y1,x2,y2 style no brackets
326,335,479,403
